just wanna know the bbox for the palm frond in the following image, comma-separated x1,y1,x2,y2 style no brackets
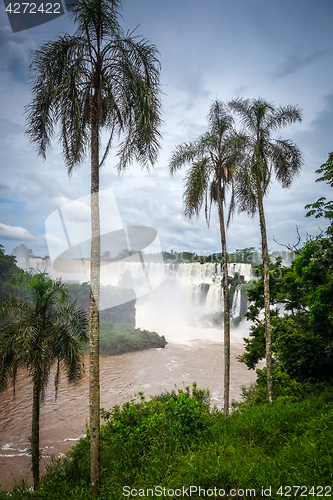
69,0,123,43
170,99,246,230
208,100,233,136
270,139,303,188
104,33,162,171
234,160,257,217
267,104,302,132
220,133,246,174
229,98,257,134
251,142,270,192
0,323,25,392
0,294,24,317
183,158,210,220
25,35,89,171
196,132,218,152
99,124,115,168
169,142,201,175
227,178,236,227
54,358,60,400
0,274,88,398
230,97,303,215
26,0,162,177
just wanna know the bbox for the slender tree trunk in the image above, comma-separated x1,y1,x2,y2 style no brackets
31,384,40,490
257,190,273,405
90,117,101,497
216,184,230,417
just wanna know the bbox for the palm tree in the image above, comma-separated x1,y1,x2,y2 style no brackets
170,100,244,417
25,0,161,493
229,97,303,405
0,272,88,490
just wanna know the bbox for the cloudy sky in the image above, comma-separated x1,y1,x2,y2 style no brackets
0,0,332,260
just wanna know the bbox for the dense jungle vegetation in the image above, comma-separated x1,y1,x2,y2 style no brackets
1,205,332,499
1,381,332,499
0,151,332,497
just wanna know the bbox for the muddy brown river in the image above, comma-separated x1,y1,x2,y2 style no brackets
0,314,260,491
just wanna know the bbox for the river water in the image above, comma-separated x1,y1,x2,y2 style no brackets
0,308,260,491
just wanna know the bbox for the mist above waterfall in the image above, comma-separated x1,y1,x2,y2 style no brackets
17,257,252,344
136,262,252,345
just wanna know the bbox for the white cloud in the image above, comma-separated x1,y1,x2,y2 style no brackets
0,222,36,241
0,0,332,258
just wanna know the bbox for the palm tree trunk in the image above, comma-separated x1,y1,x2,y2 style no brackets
216,184,230,418
90,118,101,497
257,190,273,405
31,384,40,490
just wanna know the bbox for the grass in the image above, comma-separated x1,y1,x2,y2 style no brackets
86,321,167,355
1,383,333,499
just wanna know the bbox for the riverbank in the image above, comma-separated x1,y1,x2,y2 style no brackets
0,335,257,491
1,382,333,499
97,321,167,355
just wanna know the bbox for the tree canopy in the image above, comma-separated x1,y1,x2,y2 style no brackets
0,272,89,488
305,151,333,235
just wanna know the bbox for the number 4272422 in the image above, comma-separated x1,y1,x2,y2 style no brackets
277,486,331,497
5,3,61,14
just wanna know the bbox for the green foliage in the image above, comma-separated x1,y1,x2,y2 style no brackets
227,247,262,264
0,272,89,393
305,151,333,235
37,384,212,496
0,245,27,302
55,293,164,357
67,282,90,310
256,367,306,404
272,315,332,381
97,322,166,355
161,247,263,264
242,237,333,382
242,257,285,369
67,283,136,327
151,382,210,407
0,272,89,489
2,385,333,499
0,245,17,281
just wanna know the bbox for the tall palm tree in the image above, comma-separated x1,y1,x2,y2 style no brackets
0,272,88,490
170,100,244,417
25,0,161,493
229,97,303,405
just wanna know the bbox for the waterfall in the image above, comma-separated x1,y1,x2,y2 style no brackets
163,262,250,314
231,285,242,318
21,258,251,315
228,263,252,283
206,284,224,313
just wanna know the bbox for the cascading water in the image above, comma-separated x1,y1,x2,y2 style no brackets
163,262,250,315
1,258,256,491
231,284,242,318
20,258,251,318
